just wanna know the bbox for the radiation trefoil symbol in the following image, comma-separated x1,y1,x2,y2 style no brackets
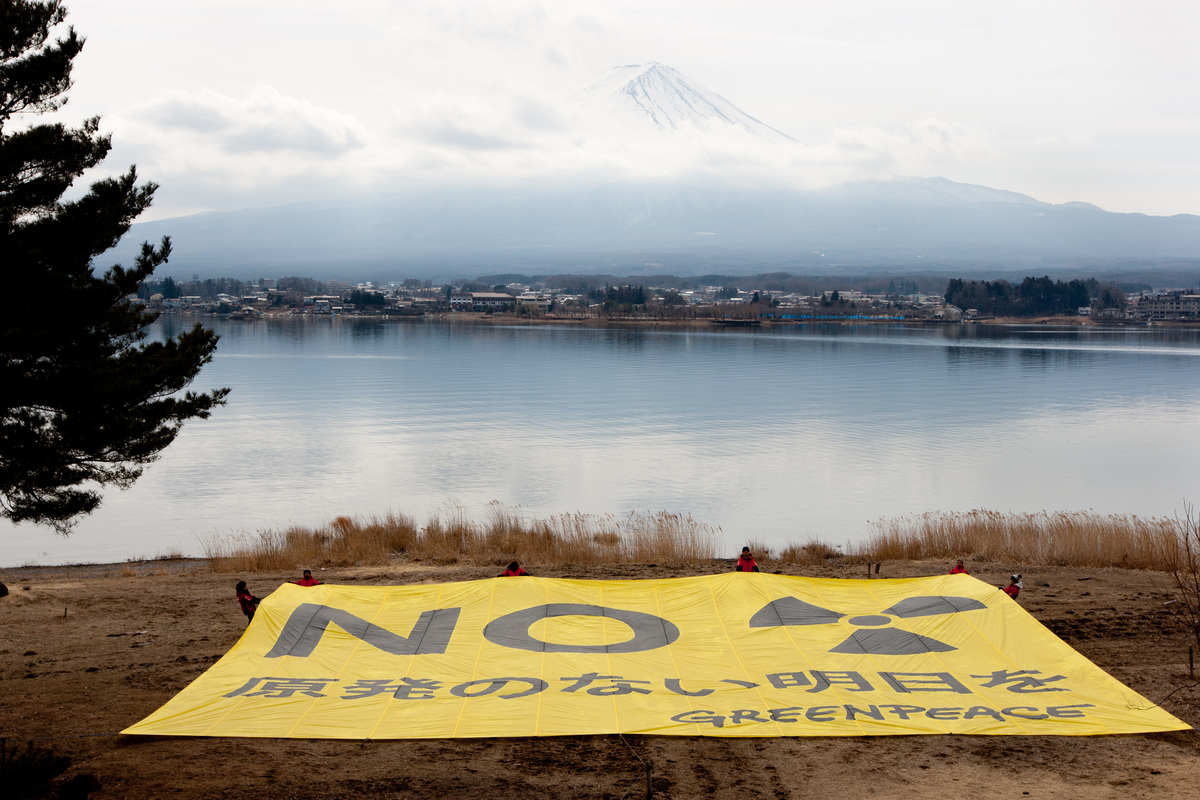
749,595,987,655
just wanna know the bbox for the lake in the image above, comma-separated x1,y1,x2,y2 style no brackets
4,317,1199,566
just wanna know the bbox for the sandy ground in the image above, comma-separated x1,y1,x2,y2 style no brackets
2,558,1199,799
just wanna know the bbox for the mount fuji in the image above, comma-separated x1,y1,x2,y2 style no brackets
105,63,1200,280
572,62,797,144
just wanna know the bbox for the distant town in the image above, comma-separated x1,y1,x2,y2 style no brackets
134,274,1200,323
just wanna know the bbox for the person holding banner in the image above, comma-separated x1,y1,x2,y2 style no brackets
1003,574,1023,600
235,581,261,623
500,561,530,577
735,547,760,572
293,569,322,586
950,560,970,575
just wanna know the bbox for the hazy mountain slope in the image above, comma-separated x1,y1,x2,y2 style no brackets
110,177,1200,279
102,63,1200,280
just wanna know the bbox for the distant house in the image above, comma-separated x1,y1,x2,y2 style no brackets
304,295,342,315
935,305,963,321
1139,291,1200,321
516,293,551,312
451,292,516,312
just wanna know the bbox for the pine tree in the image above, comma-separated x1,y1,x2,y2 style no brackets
0,0,229,533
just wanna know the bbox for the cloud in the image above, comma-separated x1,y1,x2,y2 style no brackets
50,0,1200,217
106,73,1037,222
94,86,377,219
396,95,525,152
144,86,366,155
411,122,521,152
514,97,567,132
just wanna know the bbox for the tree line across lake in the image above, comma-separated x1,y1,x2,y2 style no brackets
943,276,1126,316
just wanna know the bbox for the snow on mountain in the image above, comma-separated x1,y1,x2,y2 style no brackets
573,62,797,145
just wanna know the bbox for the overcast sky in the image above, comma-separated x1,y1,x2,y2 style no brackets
51,0,1200,220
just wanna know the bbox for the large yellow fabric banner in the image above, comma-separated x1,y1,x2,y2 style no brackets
125,574,1187,738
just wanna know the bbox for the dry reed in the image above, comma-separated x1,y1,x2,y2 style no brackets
1158,504,1200,652
201,504,719,573
201,512,420,572
777,539,843,565
857,509,1179,569
202,506,1190,574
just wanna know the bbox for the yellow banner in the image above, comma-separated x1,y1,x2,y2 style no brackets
125,574,1187,738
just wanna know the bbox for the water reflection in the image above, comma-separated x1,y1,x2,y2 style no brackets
3,319,1198,566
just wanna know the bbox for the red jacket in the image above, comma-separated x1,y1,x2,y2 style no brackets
293,577,322,586
1003,584,1020,600
735,556,759,573
237,591,260,616
501,567,529,577
949,565,969,575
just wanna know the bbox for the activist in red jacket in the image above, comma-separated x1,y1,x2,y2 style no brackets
293,569,322,586
235,581,261,623
949,560,970,575
735,547,760,573
499,561,529,577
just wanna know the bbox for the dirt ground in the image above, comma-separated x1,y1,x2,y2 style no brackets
3,558,1199,799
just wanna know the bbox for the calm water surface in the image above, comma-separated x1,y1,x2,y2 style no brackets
4,318,1199,566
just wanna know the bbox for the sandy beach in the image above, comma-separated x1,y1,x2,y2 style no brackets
3,558,1198,799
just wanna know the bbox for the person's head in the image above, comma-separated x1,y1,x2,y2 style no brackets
236,581,247,593
507,561,519,572
741,547,751,556
1010,573,1022,584
955,559,964,567
302,569,312,579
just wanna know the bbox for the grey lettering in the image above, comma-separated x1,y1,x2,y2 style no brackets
925,707,963,720
844,704,884,721
805,706,838,722
878,704,925,720
483,604,680,654
768,707,804,723
670,710,725,728
1047,704,1094,719
265,603,461,658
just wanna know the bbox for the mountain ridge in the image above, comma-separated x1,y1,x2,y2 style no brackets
99,63,1200,281
108,176,1200,280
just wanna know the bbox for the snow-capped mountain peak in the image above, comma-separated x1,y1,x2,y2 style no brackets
573,62,797,145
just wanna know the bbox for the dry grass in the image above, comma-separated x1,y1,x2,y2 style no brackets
777,539,844,565
201,512,420,572
856,509,1180,570
202,506,1192,574
202,503,719,573
742,537,844,567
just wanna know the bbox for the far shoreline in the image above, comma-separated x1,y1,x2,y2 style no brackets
167,307,1200,328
